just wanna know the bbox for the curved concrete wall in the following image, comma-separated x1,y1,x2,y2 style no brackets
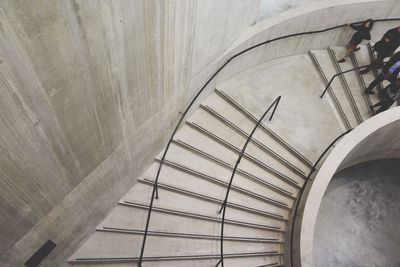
212,0,400,85
0,0,399,265
300,107,400,267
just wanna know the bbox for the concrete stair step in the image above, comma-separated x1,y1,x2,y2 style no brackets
349,44,379,110
142,162,292,218
200,91,313,170
308,51,351,130
188,107,307,180
330,46,371,122
198,103,309,176
69,229,283,259
69,253,283,266
121,183,287,229
215,55,344,163
98,204,284,240
155,141,299,197
174,125,303,188
310,49,359,129
367,43,386,92
138,177,289,221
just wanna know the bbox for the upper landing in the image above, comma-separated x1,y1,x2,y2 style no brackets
215,54,344,162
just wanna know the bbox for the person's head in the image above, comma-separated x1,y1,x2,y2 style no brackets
363,19,374,29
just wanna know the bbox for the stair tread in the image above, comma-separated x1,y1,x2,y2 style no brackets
311,49,359,128
201,92,313,170
70,254,282,267
70,231,282,259
330,46,371,121
216,54,343,162
121,182,287,228
174,124,304,186
157,140,300,195
353,45,382,106
98,204,283,240
188,107,308,179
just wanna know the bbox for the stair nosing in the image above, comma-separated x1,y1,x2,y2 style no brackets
137,177,288,221
328,47,363,124
170,139,301,192
97,227,284,243
199,104,308,176
214,88,313,167
71,251,284,263
349,49,374,117
155,155,295,208
185,120,306,183
308,51,352,130
119,201,285,232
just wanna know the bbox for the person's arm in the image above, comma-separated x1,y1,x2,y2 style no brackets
387,64,400,82
365,32,371,41
349,22,363,31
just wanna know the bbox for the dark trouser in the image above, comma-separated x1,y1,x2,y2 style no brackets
373,98,394,113
373,85,395,113
362,54,386,73
365,73,385,93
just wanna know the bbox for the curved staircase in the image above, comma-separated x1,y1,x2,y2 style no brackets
68,44,394,266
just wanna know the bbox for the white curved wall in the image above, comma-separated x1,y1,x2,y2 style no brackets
300,107,400,267
213,0,400,86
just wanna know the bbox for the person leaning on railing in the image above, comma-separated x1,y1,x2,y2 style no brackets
371,78,400,114
338,19,374,63
360,26,400,75
364,51,400,95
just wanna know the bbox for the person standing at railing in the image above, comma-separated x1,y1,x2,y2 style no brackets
360,26,400,74
371,78,400,114
364,51,400,94
338,19,374,63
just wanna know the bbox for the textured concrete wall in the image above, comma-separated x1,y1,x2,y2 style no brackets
0,0,260,265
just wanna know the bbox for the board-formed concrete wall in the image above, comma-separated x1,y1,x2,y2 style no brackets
0,0,399,266
0,0,260,265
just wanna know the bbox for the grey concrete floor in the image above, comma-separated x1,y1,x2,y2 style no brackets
313,159,400,267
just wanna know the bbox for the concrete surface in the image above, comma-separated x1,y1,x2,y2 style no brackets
0,0,260,265
215,0,400,86
314,159,400,267
300,107,400,267
1,0,399,266
218,54,344,162
258,0,324,20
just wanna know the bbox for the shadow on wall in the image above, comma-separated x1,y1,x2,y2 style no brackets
314,159,400,267
258,0,325,21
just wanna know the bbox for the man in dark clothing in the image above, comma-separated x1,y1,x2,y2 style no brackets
360,26,400,74
364,52,400,94
371,78,400,114
338,19,374,63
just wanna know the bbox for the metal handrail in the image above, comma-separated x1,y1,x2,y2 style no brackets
320,65,371,98
138,17,400,266
215,96,281,267
320,58,390,99
289,128,353,266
